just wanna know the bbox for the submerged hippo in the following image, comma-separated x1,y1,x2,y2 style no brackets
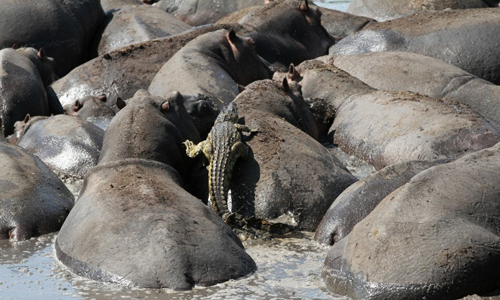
330,8,500,84
14,115,104,179
56,91,256,290
0,0,104,76
0,47,60,136
322,141,500,299
0,142,74,241
149,29,271,110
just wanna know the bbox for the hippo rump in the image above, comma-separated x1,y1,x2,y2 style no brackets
314,159,450,245
91,4,192,57
51,24,243,113
149,29,271,111
0,142,74,241
347,0,499,21
238,0,335,72
0,0,104,76
328,52,500,127
222,79,357,231
14,115,104,179
330,8,500,85
288,59,500,170
56,91,256,290
322,141,500,299
154,0,264,26
0,48,60,136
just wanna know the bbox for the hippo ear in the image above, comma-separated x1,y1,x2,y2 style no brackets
280,77,290,93
23,114,31,124
11,44,19,50
72,100,81,115
37,48,47,60
225,30,239,45
300,0,309,12
237,84,246,93
116,97,126,110
161,100,170,112
97,94,107,102
264,0,273,4
287,64,301,81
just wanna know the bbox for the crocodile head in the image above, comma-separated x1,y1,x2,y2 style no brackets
216,103,239,123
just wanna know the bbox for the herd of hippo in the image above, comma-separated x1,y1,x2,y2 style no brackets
1,0,500,299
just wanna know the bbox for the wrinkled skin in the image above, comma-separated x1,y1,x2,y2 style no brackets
290,59,500,170
220,79,357,231
154,0,264,26
0,48,61,136
330,52,500,127
0,142,74,241
90,5,192,57
56,89,256,289
149,29,271,111
0,0,104,77
330,9,500,84
239,0,335,71
51,24,243,113
99,90,200,178
314,159,450,245
69,95,118,131
347,0,499,21
16,115,104,179
323,142,500,299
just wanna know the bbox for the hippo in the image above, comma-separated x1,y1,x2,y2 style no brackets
0,47,61,136
67,94,124,131
238,0,335,72
327,52,500,127
51,24,243,112
14,115,104,179
55,90,256,290
0,0,104,77
330,8,500,85
100,0,147,12
217,79,358,232
288,59,500,170
347,0,499,21
149,29,271,110
91,5,192,57
314,159,451,245
322,141,500,299
154,0,264,26
0,142,74,241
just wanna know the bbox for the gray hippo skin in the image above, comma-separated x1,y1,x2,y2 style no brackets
0,142,74,241
51,24,243,112
56,91,256,290
291,59,500,170
0,0,104,77
0,48,60,136
227,79,357,231
15,115,104,179
329,52,500,127
149,29,271,110
323,142,500,299
239,0,335,72
314,159,450,245
100,0,146,11
347,0,499,21
154,0,264,26
91,5,192,57
330,9,500,85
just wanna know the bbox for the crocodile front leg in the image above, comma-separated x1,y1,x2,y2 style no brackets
183,139,213,161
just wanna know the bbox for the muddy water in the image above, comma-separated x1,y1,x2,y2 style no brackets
0,1,358,299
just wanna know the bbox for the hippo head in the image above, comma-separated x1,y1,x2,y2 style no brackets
17,47,58,87
184,94,219,138
7,114,48,144
223,29,273,86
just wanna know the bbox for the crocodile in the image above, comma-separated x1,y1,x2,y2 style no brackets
183,103,256,219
